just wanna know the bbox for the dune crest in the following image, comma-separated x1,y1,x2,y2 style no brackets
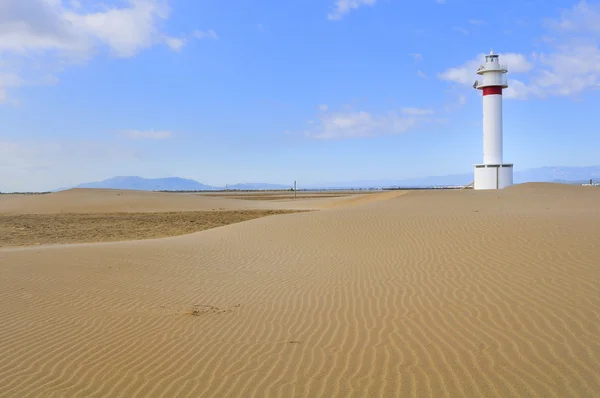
0,188,365,214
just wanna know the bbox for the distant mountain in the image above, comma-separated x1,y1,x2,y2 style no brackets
62,177,292,192
308,166,600,189
56,166,600,193
72,176,218,191
514,166,600,184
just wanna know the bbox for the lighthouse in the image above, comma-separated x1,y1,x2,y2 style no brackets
473,50,513,190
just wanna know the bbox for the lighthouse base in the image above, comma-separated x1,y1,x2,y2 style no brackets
473,164,513,190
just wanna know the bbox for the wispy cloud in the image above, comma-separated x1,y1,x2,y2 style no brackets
0,0,203,104
62,0,173,58
410,53,423,62
328,0,377,21
401,107,434,116
194,29,219,40
164,37,186,51
439,1,600,99
119,130,174,140
438,53,533,84
296,104,443,140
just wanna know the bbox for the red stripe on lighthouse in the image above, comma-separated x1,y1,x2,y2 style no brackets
482,86,503,96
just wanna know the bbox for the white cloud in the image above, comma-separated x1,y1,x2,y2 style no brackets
164,36,186,51
194,29,218,40
439,1,600,99
410,53,423,62
401,107,434,116
438,52,533,85
417,70,428,79
0,0,171,57
318,104,329,111
491,53,534,73
0,0,195,103
544,1,600,34
328,0,377,21
453,27,469,35
62,0,171,58
119,130,174,140
0,0,91,54
438,59,480,85
436,0,445,4
301,105,443,140
438,52,535,99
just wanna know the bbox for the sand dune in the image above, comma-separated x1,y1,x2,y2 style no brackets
0,189,389,247
0,188,361,214
1,183,599,397
0,210,306,248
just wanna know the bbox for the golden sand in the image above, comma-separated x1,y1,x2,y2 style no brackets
0,210,307,247
0,184,599,397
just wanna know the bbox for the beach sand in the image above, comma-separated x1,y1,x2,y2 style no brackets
0,184,599,397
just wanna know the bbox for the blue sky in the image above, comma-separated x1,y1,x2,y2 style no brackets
1,0,600,191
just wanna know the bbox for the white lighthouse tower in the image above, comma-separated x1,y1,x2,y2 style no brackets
473,50,513,190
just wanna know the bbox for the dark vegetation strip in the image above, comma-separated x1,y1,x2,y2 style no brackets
0,210,308,247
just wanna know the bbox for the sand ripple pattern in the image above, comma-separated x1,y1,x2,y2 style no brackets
1,185,599,397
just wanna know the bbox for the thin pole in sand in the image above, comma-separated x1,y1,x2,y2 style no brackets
294,180,297,199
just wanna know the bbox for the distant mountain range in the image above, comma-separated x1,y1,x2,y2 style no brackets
55,166,600,192
72,176,217,191
65,176,292,191
314,166,600,189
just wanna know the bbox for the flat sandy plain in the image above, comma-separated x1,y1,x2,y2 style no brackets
0,184,599,397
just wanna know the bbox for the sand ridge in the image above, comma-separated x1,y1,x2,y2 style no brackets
0,210,307,248
0,183,599,397
0,188,364,214
0,189,397,248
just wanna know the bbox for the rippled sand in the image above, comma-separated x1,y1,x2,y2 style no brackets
1,183,599,397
